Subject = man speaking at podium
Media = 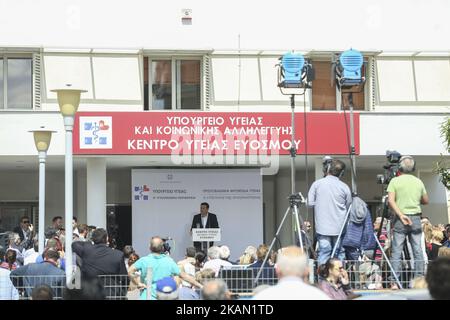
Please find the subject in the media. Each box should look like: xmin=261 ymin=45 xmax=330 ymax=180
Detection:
xmin=190 ymin=202 xmax=219 ymax=252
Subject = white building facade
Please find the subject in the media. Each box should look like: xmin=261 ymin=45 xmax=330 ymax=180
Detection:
xmin=0 ymin=0 xmax=449 ymax=249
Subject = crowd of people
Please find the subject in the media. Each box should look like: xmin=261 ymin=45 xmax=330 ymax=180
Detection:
xmin=1 ymin=156 xmax=450 ymax=300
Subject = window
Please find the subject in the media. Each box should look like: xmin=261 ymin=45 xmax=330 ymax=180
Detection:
xmin=377 ymin=58 xmax=450 ymax=103
xmin=311 ymin=61 xmax=336 ymax=110
xmin=0 ymin=56 xmax=32 ymax=109
xmin=311 ymin=60 xmax=365 ymax=111
xmin=144 ymin=57 xmax=201 ymax=110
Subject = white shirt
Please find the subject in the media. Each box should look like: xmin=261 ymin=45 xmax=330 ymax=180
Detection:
xmin=23 ymin=249 xmax=39 ymax=265
xmin=201 ymin=214 xmax=208 ymax=228
xmin=203 ymin=259 xmax=232 ymax=277
xmin=253 ymin=276 xmax=330 ymax=300
xmin=0 ymin=268 xmax=19 ymax=300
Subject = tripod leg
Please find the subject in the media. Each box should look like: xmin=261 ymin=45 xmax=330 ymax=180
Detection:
xmin=254 ymin=206 xmax=291 ymax=284
xmin=292 ymin=205 xmax=304 ymax=251
xmin=373 ymin=233 xmax=403 ymax=289
xmin=331 ymin=203 xmax=352 ymax=258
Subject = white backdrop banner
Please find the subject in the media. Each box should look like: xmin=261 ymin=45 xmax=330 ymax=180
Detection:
xmin=131 ymin=168 xmax=263 ymax=261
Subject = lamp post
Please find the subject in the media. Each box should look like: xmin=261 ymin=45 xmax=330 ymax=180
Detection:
xmin=29 ymin=128 xmax=55 ymax=254
xmin=51 ymin=86 xmax=86 ymax=285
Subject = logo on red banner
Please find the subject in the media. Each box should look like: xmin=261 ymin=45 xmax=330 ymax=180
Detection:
xmin=79 ymin=116 xmax=112 ymax=149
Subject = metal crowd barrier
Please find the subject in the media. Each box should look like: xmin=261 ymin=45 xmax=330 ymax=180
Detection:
xmin=218 ymin=266 xmax=278 ymax=294
xmin=341 ymin=259 xmax=429 ymax=290
xmin=0 ymin=259 xmax=431 ymax=300
xmin=217 ymin=259 xmax=430 ymax=294
xmin=5 ymin=275 xmax=66 ymax=300
xmin=98 ymin=274 xmax=130 ymax=300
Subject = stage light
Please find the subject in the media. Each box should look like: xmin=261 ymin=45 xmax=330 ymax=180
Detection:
xmin=334 ymin=48 xmax=365 ymax=91
xmin=278 ymin=52 xmax=314 ymax=90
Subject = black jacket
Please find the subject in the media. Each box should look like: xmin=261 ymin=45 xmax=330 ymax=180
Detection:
xmin=72 ymin=241 xmax=128 ymax=298
xmin=190 ymin=213 xmax=219 ymax=251
xmin=13 ymin=226 xmax=32 ymax=250
xmin=13 ymin=226 xmax=26 ymax=241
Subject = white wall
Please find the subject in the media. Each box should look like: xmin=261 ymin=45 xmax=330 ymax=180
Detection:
xmin=0 ymin=113 xmax=65 ymax=156
xmin=419 ymin=171 xmax=448 ymax=225
xmin=1 ymin=0 xmax=449 ymax=51
xmin=210 ymin=56 xmax=311 ymax=112
xmin=360 ymin=114 xmax=449 ymax=156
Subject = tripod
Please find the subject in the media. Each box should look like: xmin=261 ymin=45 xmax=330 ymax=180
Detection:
xmin=255 ymin=94 xmax=309 ymax=284
xmin=330 ymin=91 xmax=402 ymax=289
xmin=330 ymin=91 xmax=358 ymax=259
xmin=372 ymin=190 xmax=403 ymax=289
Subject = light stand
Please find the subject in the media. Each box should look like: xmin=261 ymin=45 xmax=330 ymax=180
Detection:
xmin=51 ymin=86 xmax=86 ymax=286
xmin=329 ymin=48 xmax=365 ymax=258
xmin=330 ymin=49 xmax=402 ymax=288
xmin=254 ymin=52 xmax=313 ymax=284
xmin=29 ymin=128 xmax=56 ymax=254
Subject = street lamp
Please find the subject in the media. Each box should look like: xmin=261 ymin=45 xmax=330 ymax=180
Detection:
xmin=29 ymin=127 xmax=56 ymax=254
xmin=51 ymin=86 xmax=86 ymax=285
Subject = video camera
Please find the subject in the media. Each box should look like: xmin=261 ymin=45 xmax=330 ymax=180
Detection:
xmin=377 ymin=150 xmax=402 ymax=185
xmin=161 ymin=237 xmax=172 ymax=254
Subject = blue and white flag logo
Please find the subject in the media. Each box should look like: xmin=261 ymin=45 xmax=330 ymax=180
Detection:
xmin=134 ymin=185 xmax=150 ymax=201
xmin=79 ymin=116 xmax=112 ymax=149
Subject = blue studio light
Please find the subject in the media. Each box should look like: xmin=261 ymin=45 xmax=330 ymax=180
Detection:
xmin=338 ymin=48 xmax=364 ymax=85
xmin=281 ymin=52 xmax=305 ymax=87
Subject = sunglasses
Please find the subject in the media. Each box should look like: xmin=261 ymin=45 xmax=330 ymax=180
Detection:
xmin=22 ymin=220 xmax=30 ymax=224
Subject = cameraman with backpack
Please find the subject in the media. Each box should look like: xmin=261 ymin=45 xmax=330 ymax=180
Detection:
xmin=387 ymin=155 xmax=429 ymax=288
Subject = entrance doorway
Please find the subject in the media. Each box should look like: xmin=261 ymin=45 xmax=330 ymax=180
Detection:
xmin=106 ymin=204 xmax=131 ymax=250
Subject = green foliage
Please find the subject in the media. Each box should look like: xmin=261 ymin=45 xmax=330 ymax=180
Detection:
xmin=434 ymin=117 xmax=450 ymax=190
xmin=434 ymin=159 xmax=450 ymax=189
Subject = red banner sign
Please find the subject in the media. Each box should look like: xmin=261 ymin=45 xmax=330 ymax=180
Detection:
xmin=73 ymin=112 xmax=359 ymax=155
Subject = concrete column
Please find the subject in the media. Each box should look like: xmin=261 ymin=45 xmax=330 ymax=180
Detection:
xmin=87 ymin=158 xmax=106 ymax=228
xmin=74 ymin=168 xmax=87 ymax=225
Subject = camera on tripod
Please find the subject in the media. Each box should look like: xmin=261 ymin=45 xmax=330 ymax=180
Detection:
xmin=376 ymin=150 xmax=402 ymax=185
xmin=161 ymin=237 xmax=171 ymax=254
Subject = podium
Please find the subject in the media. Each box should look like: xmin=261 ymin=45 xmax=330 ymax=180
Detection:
xmin=192 ymin=228 xmax=221 ymax=252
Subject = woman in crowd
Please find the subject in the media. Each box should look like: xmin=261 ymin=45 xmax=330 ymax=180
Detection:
xmin=238 ymin=246 xmax=257 ymax=265
xmin=318 ymin=258 xmax=355 ymax=300
xmin=194 ymin=251 xmax=207 ymax=273
xmin=126 ymin=252 xmax=140 ymax=300
xmin=428 ymin=228 xmax=444 ymax=260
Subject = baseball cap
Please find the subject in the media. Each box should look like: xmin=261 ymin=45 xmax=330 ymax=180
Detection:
xmin=156 ymin=277 xmax=177 ymax=294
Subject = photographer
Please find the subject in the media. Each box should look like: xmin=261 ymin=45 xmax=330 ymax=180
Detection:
xmin=387 ymin=155 xmax=429 ymax=287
